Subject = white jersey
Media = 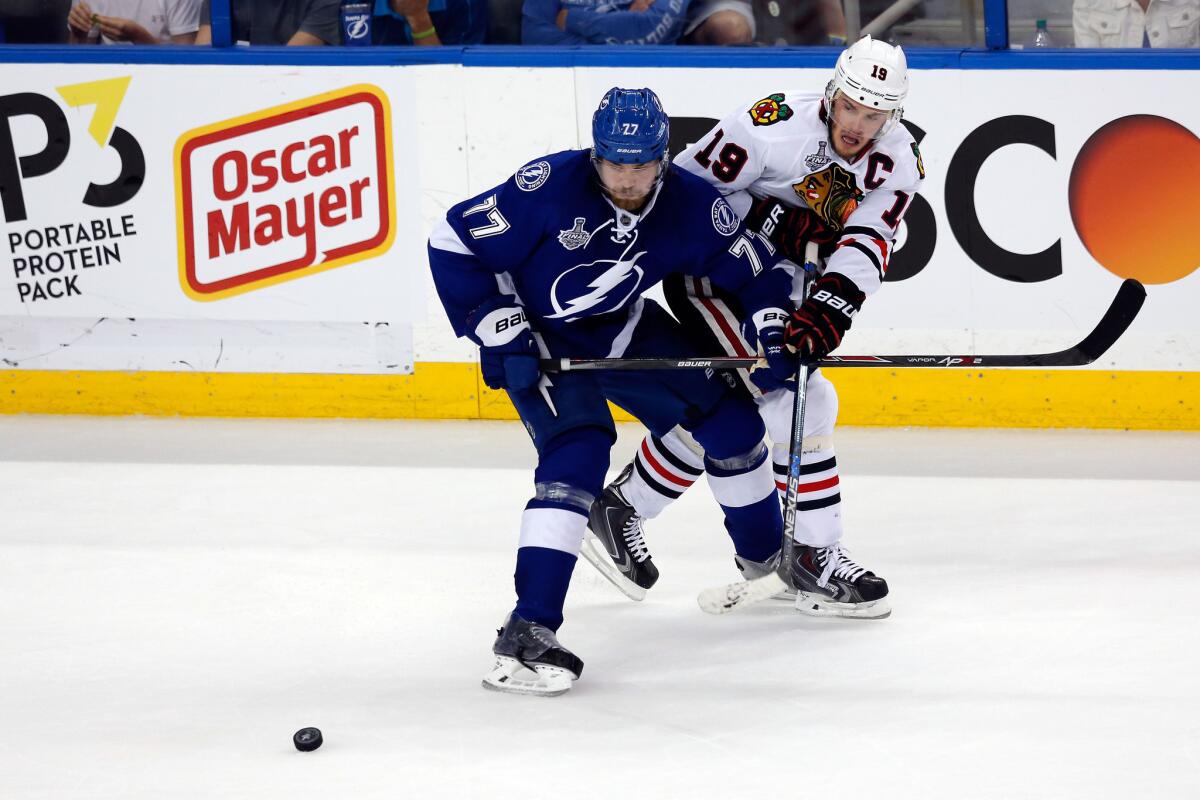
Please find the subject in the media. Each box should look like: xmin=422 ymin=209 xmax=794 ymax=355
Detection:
xmin=82 ymin=0 xmax=201 ymax=43
xmin=675 ymin=91 xmax=925 ymax=297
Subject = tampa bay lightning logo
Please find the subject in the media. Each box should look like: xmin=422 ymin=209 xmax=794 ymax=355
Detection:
xmin=711 ymin=197 xmax=739 ymax=236
xmin=548 ymin=249 xmax=646 ymax=321
xmin=515 ymin=161 xmax=551 ymax=192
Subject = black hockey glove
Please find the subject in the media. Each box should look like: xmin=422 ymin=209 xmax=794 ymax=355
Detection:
xmin=746 ymin=308 xmax=799 ymax=394
xmin=783 ymin=273 xmax=866 ymax=361
xmin=467 ymin=297 xmax=540 ymax=391
xmin=744 ymin=196 xmax=837 ymax=264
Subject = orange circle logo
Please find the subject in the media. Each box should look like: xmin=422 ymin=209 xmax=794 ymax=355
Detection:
xmin=1069 ymin=115 xmax=1200 ymax=285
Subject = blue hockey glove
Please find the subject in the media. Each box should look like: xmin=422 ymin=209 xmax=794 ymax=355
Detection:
xmin=746 ymin=307 xmax=798 ymax=394
xmin=468 ymin=298 xmax=540 ymax=392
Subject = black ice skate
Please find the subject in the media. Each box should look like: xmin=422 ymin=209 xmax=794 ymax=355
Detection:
xmin=481 ymin=613 xmax=584 ymax=697
xmin=787 ymin=543 xmax=890 ymax=619
xmin=579 ymin=465 xmax=659 ymax=601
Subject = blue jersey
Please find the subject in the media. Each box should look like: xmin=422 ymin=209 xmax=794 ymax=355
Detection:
xmin=428 ymin=149 xmax=786 ymax=359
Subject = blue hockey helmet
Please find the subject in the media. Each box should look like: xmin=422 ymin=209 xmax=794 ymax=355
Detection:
xmin=591 ymin=87 xmax=670 ymax=166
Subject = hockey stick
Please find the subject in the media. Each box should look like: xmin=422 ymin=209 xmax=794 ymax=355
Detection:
xmin=692 ymin=278 xmax=1147 ymax=615
xmin=541 ymin=278 xmax=1146 ymax=373
xmin=695 ymin=269 xmax=815 ymax=614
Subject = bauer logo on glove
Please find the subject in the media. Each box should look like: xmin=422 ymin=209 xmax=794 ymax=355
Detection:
xmin=783 ymin=273 xmax=866 ymax=361
xmin=811 ymin=288 xmax=857 ymax=320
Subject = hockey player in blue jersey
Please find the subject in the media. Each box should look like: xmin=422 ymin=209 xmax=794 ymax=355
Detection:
xmin=427 ymin=87 xmax=798 ymax=696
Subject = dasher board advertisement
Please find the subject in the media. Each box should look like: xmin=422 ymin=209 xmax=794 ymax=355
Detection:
xmin=0 ymin=65 xmax=422 ymax=323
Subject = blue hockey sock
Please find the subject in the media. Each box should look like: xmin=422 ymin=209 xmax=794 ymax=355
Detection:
xmin=704 ymin=444 xmax=783 ymax=563
xmin=721 ymin=493 xmax=785 ymax=562
xmin=513 ymin=546 xmax=577 ymax=631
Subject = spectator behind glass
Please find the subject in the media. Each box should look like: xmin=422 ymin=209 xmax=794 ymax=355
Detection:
xmin=67 ymin=1 xmax=200 ymax=44
xmin=679 ymin=0 xmax=755 ymax=43
xmin=194 ymin=0 xmax=341 ymax=44
xmin=372 ymin=0 xmax=487 ymax=45
xmin=1074 ymin=0 xmax=1199 ymax=46
xmin=0 ymin=0 xmax=71 ymax=43
xmin=522 ymin=0 xmax=693 ymax=44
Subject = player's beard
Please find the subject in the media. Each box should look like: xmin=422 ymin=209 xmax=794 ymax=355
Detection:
xmin=609 ymin=177 xmax=657 ymax=211
xmin=608 ymin=185 xmax=650 ymax=209
xmin=599 ymin=167 xmax=660 ymax=212
xmin=830 ymin=120 xmax=867 ymax=159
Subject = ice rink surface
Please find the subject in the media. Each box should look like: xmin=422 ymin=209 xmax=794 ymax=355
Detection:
xmin=2 ymin=415 xmax=1198 ymax=800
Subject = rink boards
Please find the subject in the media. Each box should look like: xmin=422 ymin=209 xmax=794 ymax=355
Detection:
xmin=0 ymin=49 xmax=1197 ymax=428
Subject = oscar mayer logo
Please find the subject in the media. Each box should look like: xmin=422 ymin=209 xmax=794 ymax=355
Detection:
xmin=175 ymin=84 xmax=394 ymax=301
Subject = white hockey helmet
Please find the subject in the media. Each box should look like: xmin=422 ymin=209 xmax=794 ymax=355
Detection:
xmin=825 ymin=35 xmax=908 ymax=137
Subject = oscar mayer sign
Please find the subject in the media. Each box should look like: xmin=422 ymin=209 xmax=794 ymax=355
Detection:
xmin=175 ymin=85 xmax=395 ymax=301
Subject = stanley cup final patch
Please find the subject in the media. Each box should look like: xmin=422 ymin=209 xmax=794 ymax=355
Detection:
xmin=804 ymin=142 xmax=832 ymax=171
xmin=557 ymin=217 xmax=591 ymax=250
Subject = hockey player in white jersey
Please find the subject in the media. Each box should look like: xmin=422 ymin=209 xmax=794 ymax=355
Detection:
xmin=581 ymin=36 xmax=925 ymax=619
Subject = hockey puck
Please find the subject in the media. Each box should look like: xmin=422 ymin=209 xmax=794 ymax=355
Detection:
xmin=293 ymin=727 xmax=323 ymax=751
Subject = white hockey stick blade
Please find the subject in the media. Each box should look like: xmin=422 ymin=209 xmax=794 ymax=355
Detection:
xmin=481 ymin=656 xmax=576 ymax=697
xmin=697 ymin=572 xmax=789 ymax=615
xmin=578 ymin=533 xmax=646 ymax=601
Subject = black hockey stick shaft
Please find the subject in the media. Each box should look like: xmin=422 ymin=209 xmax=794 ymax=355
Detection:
xmin=777 ymin=266 xmax=816 ymax=592
xmin=542 ymin=279 xmax=1146 ymax=372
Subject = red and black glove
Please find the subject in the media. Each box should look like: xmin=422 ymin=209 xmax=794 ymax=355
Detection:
xmin=783 ymin=273 xmax=866 ymax=361
xmin=743 ymin=196 xmax=837 ymax=264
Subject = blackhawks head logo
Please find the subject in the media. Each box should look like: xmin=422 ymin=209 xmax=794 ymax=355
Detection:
xmin=792 ymin=164 xmax=864 ymax=230
xmin=748 ymin=93 xmax=794 ymax=127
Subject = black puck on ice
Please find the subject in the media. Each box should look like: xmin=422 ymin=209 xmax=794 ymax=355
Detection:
xmin=293 ymin=727 xmax=323 ymax=751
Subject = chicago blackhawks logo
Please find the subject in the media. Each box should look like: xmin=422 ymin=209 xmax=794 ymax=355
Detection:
xmin=748 ymin=93 xmax=794 ymax=127
xmin=792 ymin=164 xmax=864 ymax=230
xmin=911 ymin=142 xmax=926 ymax=180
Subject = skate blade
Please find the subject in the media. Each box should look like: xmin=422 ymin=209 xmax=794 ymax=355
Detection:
xmin=697 ymin=572 xmax=789 ymax=615
xmin=578 ymin=533 xmax=647 ymax=602
xmin=481 ymin=656 xmax=576 ymax=697
xmin=793 ymin=592 xmax=891 ymax=619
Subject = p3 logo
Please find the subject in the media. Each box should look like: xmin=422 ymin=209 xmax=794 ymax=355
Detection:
xmin=0 ymin=77 xmax=145 ymax=223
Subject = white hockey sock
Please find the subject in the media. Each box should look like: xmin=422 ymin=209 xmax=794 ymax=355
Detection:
xmin=773 ymin=442 xmax=844 ymax=548
xmin=706 ymin=445 xmax=775 ymax=508
xmin=622 ymin=429 xmax=704 ymax=519
xmin=519 ymin=507 xmax=587 ymax=556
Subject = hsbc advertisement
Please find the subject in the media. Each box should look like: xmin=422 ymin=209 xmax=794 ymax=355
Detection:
xmin=557 ymin=68 xmax=1199 ymax=369
xmin=0 ymin=65 xmax=421 ymax=322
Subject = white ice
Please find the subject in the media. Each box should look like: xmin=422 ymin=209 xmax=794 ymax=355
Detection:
xmin=1 ymin=415 xmax=1198 ymax=800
